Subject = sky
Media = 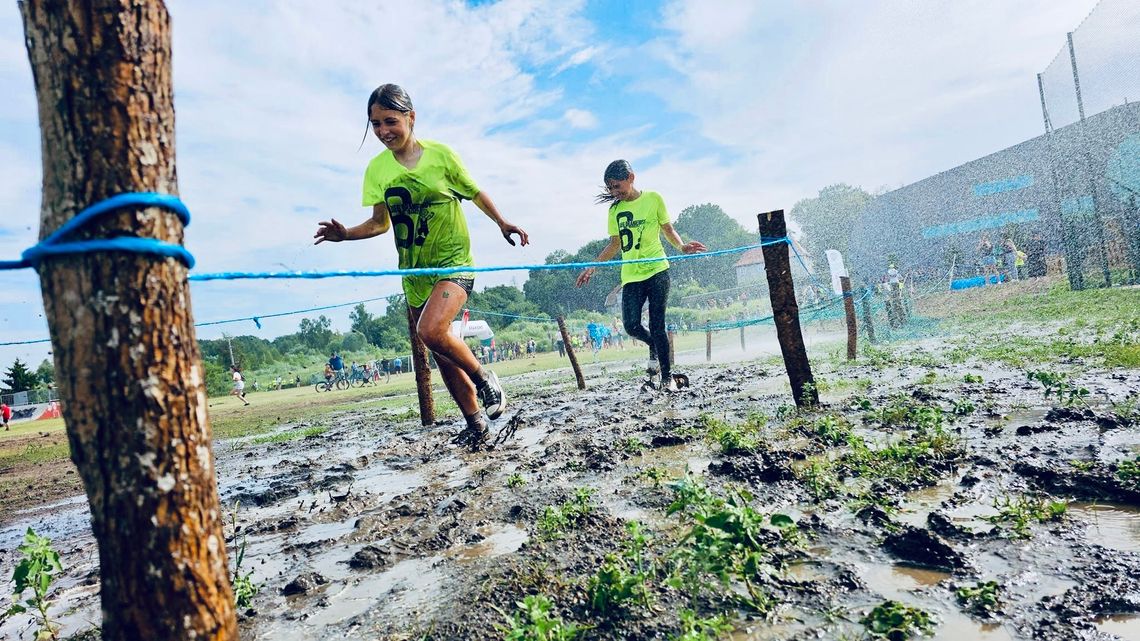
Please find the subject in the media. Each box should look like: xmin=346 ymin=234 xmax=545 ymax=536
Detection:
xmin=0 ymin=0 xmax=1104 ymax=370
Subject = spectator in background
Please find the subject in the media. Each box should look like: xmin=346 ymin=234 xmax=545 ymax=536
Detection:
xmin=329 ymin=352 xmax=345 ymax=378
xmin=2 ymin=402 xmax=11 ymax=430
xmin=393 ymin=356 xmax=402 ymax=374
xmin=1002 ymin=237 xmax=1019 ymax=282
xmin=1025 ymin=232 xmax=1047 ymax=278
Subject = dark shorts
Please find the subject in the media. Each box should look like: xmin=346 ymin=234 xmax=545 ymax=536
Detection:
xmin=441 ymin=277 xmax=474 ymax=296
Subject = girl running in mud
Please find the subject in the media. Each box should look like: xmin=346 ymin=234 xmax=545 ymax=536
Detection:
xmin=314 ymin=84 xmax=529 ymax=449
xmin=575 ymin=160 xmax=706 ymax=391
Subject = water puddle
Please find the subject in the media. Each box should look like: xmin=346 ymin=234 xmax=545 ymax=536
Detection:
xmin=1098 ymin=614 xmax=1140 ymax=640
xmin=455 ymin=523 xmax=528 ymax=561
xmin=0 ymin=494 xmax=89 ymax=551
xmin=1069 ymin=502 xmax=1140 ymax=552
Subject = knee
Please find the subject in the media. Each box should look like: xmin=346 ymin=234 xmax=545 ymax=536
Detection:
xmin=622 ymin=317 xmax=641 ymax=335
xmin=416 ymin=323 xmax=448 ymax=352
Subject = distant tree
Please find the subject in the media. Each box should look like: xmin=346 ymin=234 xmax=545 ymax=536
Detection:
xmin=349 ymin=304 xmax=382 ymax=346
xmin=789 ymin=184 xmax=872 ymax=267
xmin=2 ymin=358 xmax=40 ymax=393
xmin=672 ymin=203 xmax=756 ymax=290
xmin=525 ymin=241 xmax=620 ymax=317
xmin=341 ymin=331 xmax=368 ymax=352
xmin=471 ymin=285 xmax=546 ymax=329
xmin=298 ymin=315 xmax=335 ymax=351
xmin=36 ymin=358 xmax=55 ymax=387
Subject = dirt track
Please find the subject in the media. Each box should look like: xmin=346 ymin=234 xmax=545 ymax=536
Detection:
xmin=3 ymin=343 xmax=1140 ymax=640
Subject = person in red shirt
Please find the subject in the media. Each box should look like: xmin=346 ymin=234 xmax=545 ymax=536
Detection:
xmin=2 ymin=403 xmax=12 ymax=430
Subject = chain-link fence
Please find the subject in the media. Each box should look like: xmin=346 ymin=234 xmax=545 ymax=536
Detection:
xmin=1 ymin=388 xmax=60 ymax=408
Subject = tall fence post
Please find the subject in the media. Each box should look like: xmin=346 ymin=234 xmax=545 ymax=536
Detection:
xmin=758 ymin=210 xmax=819 ymax=407
xmin=557 ymin=316 xmax=586 ymax=390
xmin=18 ymin=2 xmax=238 ymax=637
xmin=407 ymin=306 xmax=435 ymax=425
xmin=739 ymin=325 xmax=746 ymax=352
xmin=861 ymin=287 xmax=877 ymax=344
xmin=705 ymin=321 xmax=712 ymax=362
xmin=668 ymin=326 xmax=676 ymax=365
xmin=841 ymin=276 xmax=857 ymax=361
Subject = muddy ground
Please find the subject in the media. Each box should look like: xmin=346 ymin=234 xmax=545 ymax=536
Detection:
xmin=3 ymin=337 xmax=1140 ymax=640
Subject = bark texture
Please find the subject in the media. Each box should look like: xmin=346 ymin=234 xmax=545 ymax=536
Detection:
xmin=19 ymin=1 xmax=237 ymax=639
xmin=407 ymin=305 xmax=435 ymax=425
xmin=557 ymin=316 xmax=586 ymax=390
xmin=757 ymin=210 xmax=818 ymax=408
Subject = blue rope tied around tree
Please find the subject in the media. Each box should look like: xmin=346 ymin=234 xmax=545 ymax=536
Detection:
xmin=0 ymin=192 xmax=194 ymax=271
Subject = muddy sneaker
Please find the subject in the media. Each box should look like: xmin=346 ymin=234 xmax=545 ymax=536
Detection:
xmin=477 ymin=371 xmax=506 ymax=420
xmin=646 ymin=358 xmax=660 ymax=375
xmin=663 ymin=377 xmax=679 ymax=393
xmin=451 ymin=423 xmax=490 ymax=451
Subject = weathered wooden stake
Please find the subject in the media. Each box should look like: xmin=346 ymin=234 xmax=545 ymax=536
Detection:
xmin=19 ymin=2 xmax=237 ymax=638
xmin=739 ymin=325 xmax=746 ymax=351
xmin=758 ymin=210 xmax=819 ymax=407
xmin=860 ymin=287 xmax=877 ymax=344
xmin=841 ymin=276 xmax=857 ymax=361
xmin=668 ymin=327 xmax=676 ymax=365
xmin=557 ymin=316 xmax=586 ymax=390
xmin=406 ymin=305 xmax=435 ymax=425
xmin=705 ymin=321 xmax=712 ymax=361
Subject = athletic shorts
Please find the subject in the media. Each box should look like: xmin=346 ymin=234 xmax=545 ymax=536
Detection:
xmin=442 ymin=277 xmax=474 ymax=296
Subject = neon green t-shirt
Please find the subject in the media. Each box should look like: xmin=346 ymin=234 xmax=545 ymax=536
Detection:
xmin=607 ymin=191 xmax=670 ymax=285
xmin=362 ymin=140 xmax=479 ymax=307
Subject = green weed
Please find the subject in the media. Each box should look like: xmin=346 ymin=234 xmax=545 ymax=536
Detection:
xmin=1026 ymin=370 xmax=1090 ymax=407
xmin=2 ymin=528 xmax=62 ymax=640
xmin=962 ymin=374 xmax=984 ymax=384
xmin=673 ymin=609 xmax=733 ymax=641
xmin=956 ymin=580 xmax=1001 ymax=617
xmin=227 ymin=503 xmax=260 ymax=610
xmin=507 ymin=473 xmax=527 ymax=488
xmin=983 ymin=494 xmax=1067 ymax=539
xmin=586 ymin=553 xmax=650 ymax=616
xmin=861 ymin=600 xmax=935 ymax=639
xmin=618 ymin=437 xmax=646 ymax=456
xmin=495 ymin=594 xmax=585 ymax=641
xmin=798 ymin=460 xmax=840 ymax=501
xmin=1115 ymin=457 xmax=1140 ymax=484
xmin=952 ymin=399 xmax=976 ymax=416
xmin=635 ymin=466 xmax=669 ymax=487
xmin=537 ymin=488 xmax=595 ymax=540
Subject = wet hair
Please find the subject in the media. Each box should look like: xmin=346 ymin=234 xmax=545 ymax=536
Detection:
xmin=360 ymin=84 xmax=414 ymax=149
xmin=595 ymin=160 xmax=633 ymax=204
xmin=368 ymin=83 xmax=414 ymax=114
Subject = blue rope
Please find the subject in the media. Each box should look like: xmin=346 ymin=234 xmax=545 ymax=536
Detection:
xmin=0 ymin=192 xmax=194 ymax=271
xmin=195 ymin=293 xmax=403 ymax=330
xmin=187 ymin=238 xmax=789 ymax=282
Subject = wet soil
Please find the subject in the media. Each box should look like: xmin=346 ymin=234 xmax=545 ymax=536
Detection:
xmin=3 ymin=348 xmax=1140 ymax=640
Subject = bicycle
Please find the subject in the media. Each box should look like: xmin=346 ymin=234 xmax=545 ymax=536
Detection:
xmin=314 ymin=371 xmax=350 ymax=392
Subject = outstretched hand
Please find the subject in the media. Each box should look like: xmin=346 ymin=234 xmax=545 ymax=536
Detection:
xmin=575 ymin=267 xmax=595 ymax=288
xmin=500 ymin=222 xmax=529 ymax=247
xmin=314 ymin=219 xmax=348 ymax=244
xmin=681 ymin=240 xmax=707 ymax=254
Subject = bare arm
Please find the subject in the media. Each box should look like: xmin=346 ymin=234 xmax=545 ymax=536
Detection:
xmin=661 ymin=222 xmax=707 ymax=254
xmin=313 ymin=204 xmax=391 ymax=244
xmin=473 ymin=191 xmax=529 ymax=246
xmin=575 ymin=236 xmax=621 ymax=288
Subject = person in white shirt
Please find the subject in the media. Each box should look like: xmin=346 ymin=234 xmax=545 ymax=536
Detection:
xmin=231 ymin=366 xmax=250 ymax=406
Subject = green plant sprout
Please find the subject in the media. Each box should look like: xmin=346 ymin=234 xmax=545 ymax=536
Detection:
xmin=227 ymin=502 xmax=260 ymax=610
xmin=983 ymin=494 xmax=1067 ymax=539
xmin=2 ymin=528 xmax=63 ymax=640
xmin=495 ymin=594 xmax=585 ymax=641
xmin=955 ymin=580 xmax=1001 ymax=616
xmin=507 ymin=472 xmax=527 ymax=488
xmin=1026 ymin=370 xmax=1090 ymax=407
xmin=860 ymin=600 xmax=935 ymax=639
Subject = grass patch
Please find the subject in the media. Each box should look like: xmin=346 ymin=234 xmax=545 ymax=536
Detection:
xmin=247 ymin=425 xmax=328 ymax=446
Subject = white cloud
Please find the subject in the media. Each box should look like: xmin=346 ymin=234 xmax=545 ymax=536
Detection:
xmin=563 ymin=108 xmax=598 ymax=129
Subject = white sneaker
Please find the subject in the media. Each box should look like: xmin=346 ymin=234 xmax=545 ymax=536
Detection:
xmin=477 ymin=371 xmax=506 ymax=420
xmin=664 ymin=378 xmax=679 ymax=393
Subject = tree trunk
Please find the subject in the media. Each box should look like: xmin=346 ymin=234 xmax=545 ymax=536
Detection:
xmin=19 ymin=2 xmax=237 ymax=639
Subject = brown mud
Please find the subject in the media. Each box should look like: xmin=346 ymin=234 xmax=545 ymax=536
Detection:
xmin=2 ymin=345 xmax=1140 ymax=640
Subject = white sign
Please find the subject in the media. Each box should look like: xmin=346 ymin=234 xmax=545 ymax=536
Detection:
xmin=825 ymin=250 xmax=848 ymax=296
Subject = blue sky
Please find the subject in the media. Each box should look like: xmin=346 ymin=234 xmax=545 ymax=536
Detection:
xmin=0 ymin=0 xmax=1108 ymax=369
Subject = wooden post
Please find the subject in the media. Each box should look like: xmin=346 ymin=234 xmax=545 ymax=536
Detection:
xmin=406 ymin=305 xmax=435 ymax=425
xmin=861 ymin=287 xmax=877 ymax=344
xmin=889 ymin=285 xmax=904 ymax=328
xmin=739 ymin=325 xmax=746 ymax=351
xmin=557 ymin=316 xmax=586 ymax=390
xmin=19 ymin=2 xmax=237 ymax=639
xmin=841 ymin=276 xmax=857 ymax=361
xmin=705 ymin=321 xmax=712 ymax=362
xmin=758 ymin=210 xmax=819 ymax=407
xmin=668 ymin=327 xmax=676 ymax=365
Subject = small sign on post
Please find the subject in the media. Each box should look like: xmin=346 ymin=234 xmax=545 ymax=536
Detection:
xmin=758 ymin=210 xmax=819 ymax=408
